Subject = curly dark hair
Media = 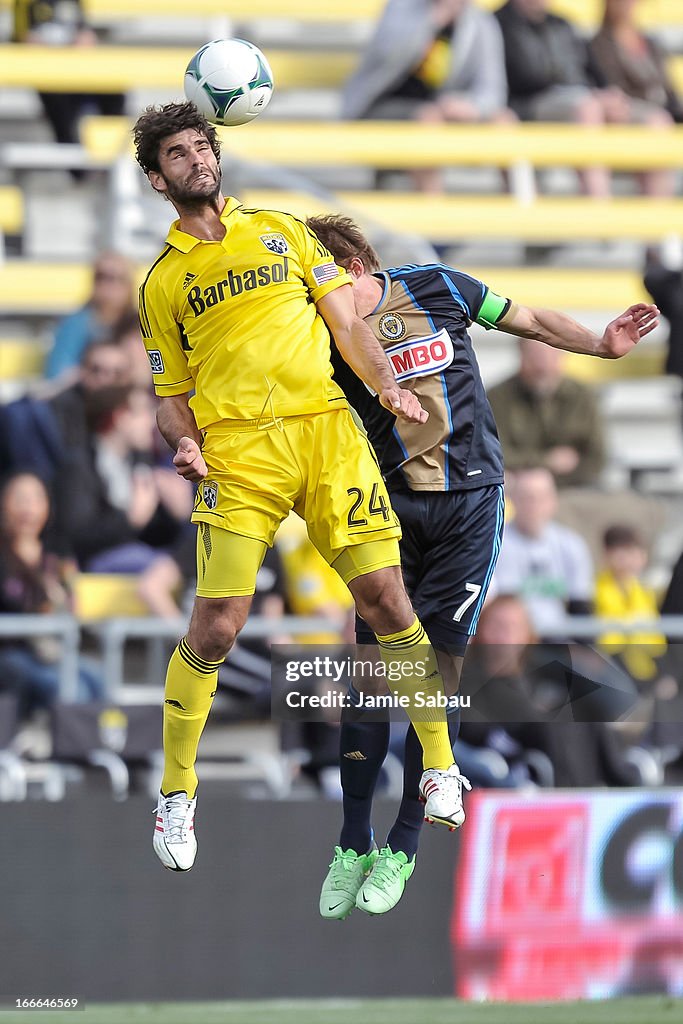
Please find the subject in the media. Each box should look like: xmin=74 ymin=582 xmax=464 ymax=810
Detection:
xmin=132 ymin=101 xmax=221 ymax=175
xmin=306 ymin=215 xmax=380 ymax=273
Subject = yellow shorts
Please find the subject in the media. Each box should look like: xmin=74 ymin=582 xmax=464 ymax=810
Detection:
xmin=192 ymin=408 xmax=402 ymax=595
xmin=196 ymin=525 xmax=400 ymax=598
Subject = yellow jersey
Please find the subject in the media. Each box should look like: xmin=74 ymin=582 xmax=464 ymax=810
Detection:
xmin=139 ymin=197 xmax=352 ymax=427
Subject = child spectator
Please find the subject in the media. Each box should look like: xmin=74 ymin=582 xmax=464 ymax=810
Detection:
xmin=595 ymin=524 xmax=669 ymax=688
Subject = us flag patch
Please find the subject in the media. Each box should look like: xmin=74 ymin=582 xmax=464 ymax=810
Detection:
xmin=312 ymin=262 xmax=339 ymax=286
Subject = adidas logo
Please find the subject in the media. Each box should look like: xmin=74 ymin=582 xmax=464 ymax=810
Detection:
xmin=343 ymin=750 xmax=367 ymax=760
xmin=182 ymin=272 xmax=197 ymax=290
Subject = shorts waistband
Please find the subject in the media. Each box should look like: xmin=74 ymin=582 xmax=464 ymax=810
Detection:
xmin=203 ymin=410 xmax=340 ymax=434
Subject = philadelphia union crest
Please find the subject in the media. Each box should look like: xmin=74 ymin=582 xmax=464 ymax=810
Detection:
xmin=260 ymin=233 xmax=289 ymax=255
xmin=379 ymin=312 xmax=406 ymax=341
xmin=202 ymin=480 xmax=218 ymax=510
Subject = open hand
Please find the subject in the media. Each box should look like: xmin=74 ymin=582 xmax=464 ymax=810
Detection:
xmin=601 ymin=303 xmax=659 ymax=358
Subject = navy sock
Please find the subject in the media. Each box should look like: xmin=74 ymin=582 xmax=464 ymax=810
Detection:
xmin=386 ymin=709 xmax=461 ymax=859
xmin=338 ymin=714 xmax=390 ymax=855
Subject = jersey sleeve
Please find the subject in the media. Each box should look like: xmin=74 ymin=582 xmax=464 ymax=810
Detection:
xmin=439 ymin=267 xmax=511 ymax=330
xmin=287 ymin=217 xmax=352 ymax=302
xmin=138 ymin=266 xmax=193 ymax=396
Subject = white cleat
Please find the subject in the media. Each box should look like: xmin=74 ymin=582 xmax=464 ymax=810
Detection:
xmin=419 ymin=763 xmax=472 ymax=831
xmin=153 ymin=791 xmax=197 ymax=871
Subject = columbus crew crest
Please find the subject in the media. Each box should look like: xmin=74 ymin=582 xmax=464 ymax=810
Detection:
xmin=202 ymin=480 xmax=218 ymax=510
xmin=378 ymin=312 xmax=406 ymax=341
xmin=260 ymin=233 xmax=289 ymax=255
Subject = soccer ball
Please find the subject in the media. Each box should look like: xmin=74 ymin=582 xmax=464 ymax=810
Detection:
xmin=184 ymin=38 xmax=274 ymax=127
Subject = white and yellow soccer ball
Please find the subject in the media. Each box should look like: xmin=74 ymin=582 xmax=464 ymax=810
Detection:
xmin=184 ymin=38 xmax=274 ymax=126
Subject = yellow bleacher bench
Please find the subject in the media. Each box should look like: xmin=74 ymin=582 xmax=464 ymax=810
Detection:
xmin=241 ymin=191 xmax=683 ymax=245
xmin=0 ymin=45 xmax=354 ymax=93
xmin=0 ymin=186 xmax=24 ymax=235
xmin=0 ymin=0 xmax=677 ymax=30
xmin=80 ymin=116 xmax=683 ymax=172
xmin=0 ymin=338 xmax=46 ymax=380
xmin=0 ymin=260 xmax=652 ymax=315
xmin=72 ymin=573 xmax=149 ymax=621
xmin=0 ymin=44 xmax=680 ymax=97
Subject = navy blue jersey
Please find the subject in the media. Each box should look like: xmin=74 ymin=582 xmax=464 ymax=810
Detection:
xmin=331 ymin=263 xmax=509 ymax=492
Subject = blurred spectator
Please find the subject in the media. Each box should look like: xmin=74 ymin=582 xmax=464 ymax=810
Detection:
xmin=49 ymin=338 xmax=130 ymax=453
xmin=457 ymin=594 xmax=545 ymax=787
xmin=45 ymin=252 xmax=136 ymax=380
xmin=643 ymin=240 xmax=683 ymax=378
xmin=0 ymin=471 xmax=103 ymax=714
xmin=52 ymin=386 xmax=192 ymax=616
xmin=342 ymin=0 xmax=512 ymax=193
xmin=490 ymin=466 xmax=594 ymax=637
xmin=0 ymin=338 xmax=130 ymax=482
xmin=590 ymin=0 xmax=682 ymax=121
xmin=595 ymin=524 xmax=669 ymax=689
xmin=111 ymin=312 xmax=157 ymax=391
xmin=460 ymin=594 xmax=641 ymax=786
xmin=588 ymin=0 xmax=680 ymax=196
xmin=495 ymin=0 xmax=665 ymax=196
xmin=12 ymin=0 xmax=125 ymax=166
xmin=487 ymin=338 xmax=605 ymax=487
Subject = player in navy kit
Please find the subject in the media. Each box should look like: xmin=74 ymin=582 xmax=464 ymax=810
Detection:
xmin=310 ymin=214 xmax=659 ymax=918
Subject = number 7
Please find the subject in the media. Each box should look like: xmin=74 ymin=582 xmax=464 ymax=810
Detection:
xmin=453 ymin=582 xmax=482 ymax=622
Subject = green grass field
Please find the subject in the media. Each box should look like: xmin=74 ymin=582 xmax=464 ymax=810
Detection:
xmin=1 ymin=997 xmax=682 ymax=1024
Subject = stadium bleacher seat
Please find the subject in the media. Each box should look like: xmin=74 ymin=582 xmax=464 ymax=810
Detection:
xmin=0 ymin=0 xmax=677 ymax=31
xmin=72 ymin=574 xmax=149 ymax=621
xmin=0 ymin=47 xmax=680 ymax=102
xmin=0 ymin=260 xmax=654 ymax=315
xmin=0 ymin=339 xmax=46 ymax=380
xmin=0 ymin=185 xmax=23 ymax=235
xmin=238 ymin=190 xmax=683 ymax=244
xmin=79 ymin=117 xmax=683 ymax=172
xmin=0 ymin=46 xmax=354 ymax=93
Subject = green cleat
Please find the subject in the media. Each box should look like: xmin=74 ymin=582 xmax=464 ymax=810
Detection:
xmin=319 ymin=845 xmax=379 ymax=920
xmin=355 ymin=846 xmax=416 ymax=916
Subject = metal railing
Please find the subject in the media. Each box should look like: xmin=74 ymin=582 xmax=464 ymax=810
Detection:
xmin=0 ymin=614 xmax=81 ymax=701
xmin=4 ymin=611 xmax=683 ymax=701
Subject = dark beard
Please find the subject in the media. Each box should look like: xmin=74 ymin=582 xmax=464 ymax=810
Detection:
xmin=163 ymin=173 xmax=222 ymax=210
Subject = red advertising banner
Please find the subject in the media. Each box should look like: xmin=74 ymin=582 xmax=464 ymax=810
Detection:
xmin=452 ymin=790 xmax=683 ymax=1000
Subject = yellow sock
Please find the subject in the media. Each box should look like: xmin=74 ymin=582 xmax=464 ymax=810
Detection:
xmin=161 ymin=637 xmax=222 ymax=799
xmin=376 ymin=616 xmax=454 ymax=771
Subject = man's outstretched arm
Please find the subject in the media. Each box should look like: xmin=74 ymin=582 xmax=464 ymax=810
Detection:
xmin=498 ymin=301 xmax=659 ymax=359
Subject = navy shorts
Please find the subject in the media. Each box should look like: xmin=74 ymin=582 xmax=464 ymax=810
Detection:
xmin=356 ymin=484 xmax=505 ymax=655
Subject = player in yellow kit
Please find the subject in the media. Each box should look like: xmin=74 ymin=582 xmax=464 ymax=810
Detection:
xmin=133 ymin=102 xmax=470 ymax=872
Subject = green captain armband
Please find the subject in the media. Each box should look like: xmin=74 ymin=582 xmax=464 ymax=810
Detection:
xmin=475 ymin=289 xmax=510 ymax=330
